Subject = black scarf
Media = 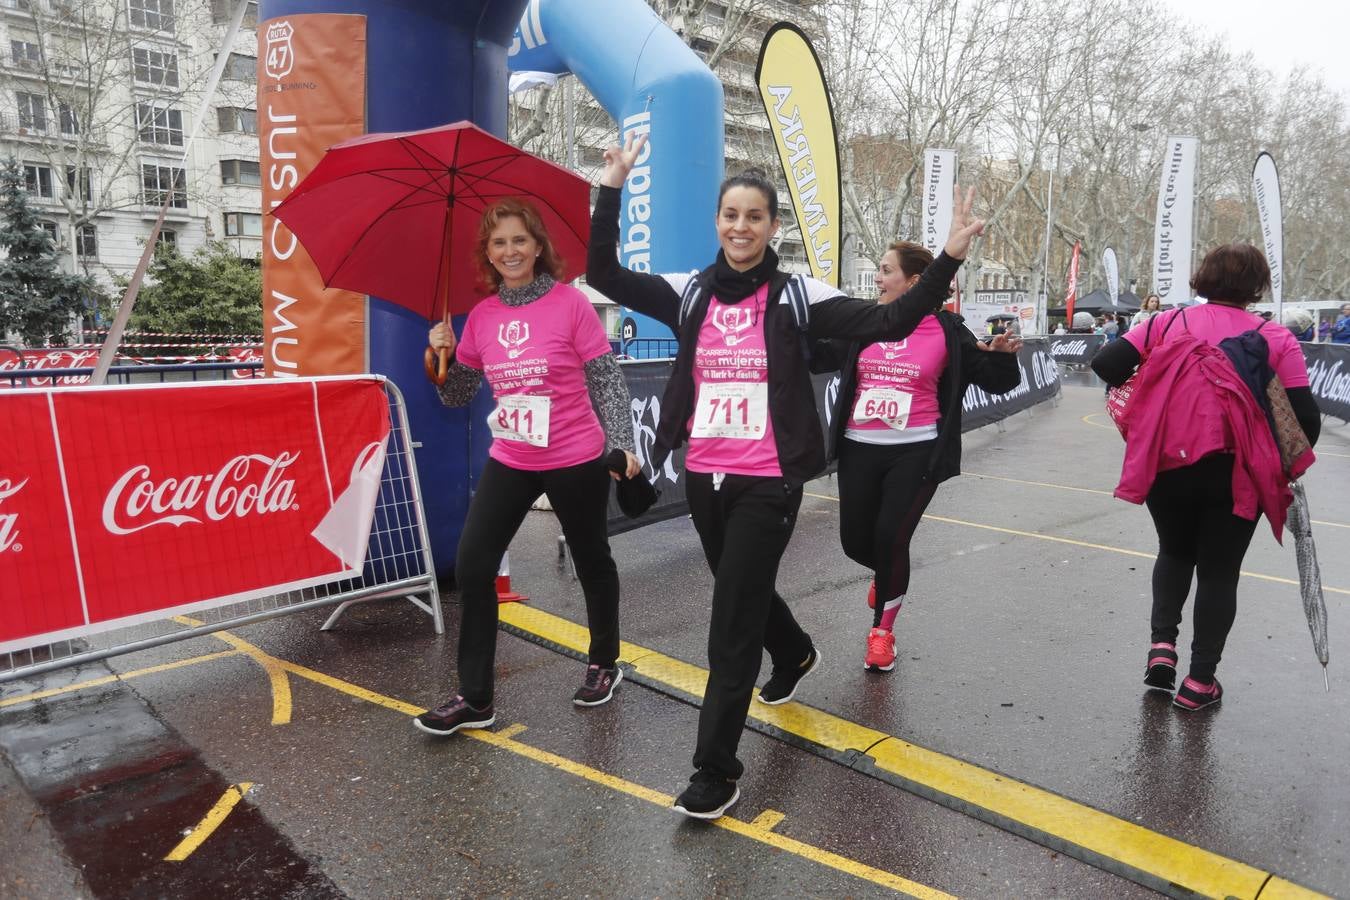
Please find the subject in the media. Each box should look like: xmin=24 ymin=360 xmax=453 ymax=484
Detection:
xmin=705 ymin=246 xmax=780 ymax=303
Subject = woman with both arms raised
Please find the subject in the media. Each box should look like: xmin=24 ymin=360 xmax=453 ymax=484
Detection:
xmin=588 ymin=132 xmax=986 ymax=820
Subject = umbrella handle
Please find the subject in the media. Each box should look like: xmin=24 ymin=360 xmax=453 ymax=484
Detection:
xmin=424 ymin=345 xmax=451 ymax=386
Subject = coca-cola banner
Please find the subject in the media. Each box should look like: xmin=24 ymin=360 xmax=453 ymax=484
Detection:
xmin=1303 ymin=342 xmax=1350 ymax=423
xmin=0 ymin=377 xmax=390 ymax=653
xmin=0 ymin=347 xmax=264 ymax=388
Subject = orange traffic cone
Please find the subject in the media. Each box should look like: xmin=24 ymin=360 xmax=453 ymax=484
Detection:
xmin=496 ymin=551 xmax=528 ymax=604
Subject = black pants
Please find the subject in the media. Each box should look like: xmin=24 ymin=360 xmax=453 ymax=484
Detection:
xmin=686 ymin=472 xmax=812 ymax=780
xmin=837 ymin=438 xmax=939 ymax=626
xmin=1144 ymin=454 xmax=1258 ymax=682
xmin=455 ymin=455 xmax=620 ymax=707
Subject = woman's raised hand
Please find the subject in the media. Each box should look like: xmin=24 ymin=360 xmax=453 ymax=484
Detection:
xmin=985 ymin=332 xmax=1023 ymax=354
xmin=943 ymin=184 xmax=986 ymax=261
xmin=428 ymin=320 xmax=456 ymax=355
xmin=600 ymin=132 xmax=649 ymax=189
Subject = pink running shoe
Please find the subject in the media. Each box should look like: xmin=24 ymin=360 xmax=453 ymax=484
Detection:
xmin=866 ymin=580 xmax=877 ymax=610
xmin=1145 ymin=642 xmax=1178 ymax=691
xmin=1173 ymin=676 xmax=1223 ymax=711
xmin=864 ymin=627 xmax=896 ymax=672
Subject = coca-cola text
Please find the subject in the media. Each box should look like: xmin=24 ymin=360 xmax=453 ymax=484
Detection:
xmin=0 ymin=477 xmax=25 ymax=553
xmin=102 ymin=453 xmax=301 ymax=535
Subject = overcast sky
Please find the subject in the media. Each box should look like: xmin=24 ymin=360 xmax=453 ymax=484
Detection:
xmin=1162 ymin=0 xmax=1350 ymax=102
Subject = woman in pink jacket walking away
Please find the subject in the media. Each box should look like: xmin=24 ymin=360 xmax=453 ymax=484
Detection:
xmin=1091 ymin=244 xmax=1321 ymax=710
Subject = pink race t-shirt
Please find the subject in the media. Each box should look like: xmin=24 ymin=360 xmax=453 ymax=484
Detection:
xmin=685 ymin=285 xmax=783 ymax=477
xmin=845 ymin=315 xmax=948 ymax=445
xmin=456 ymin=282 xmax=612 ymax=471
xmin=1124 ymin=304 xmax=1309 ymax=388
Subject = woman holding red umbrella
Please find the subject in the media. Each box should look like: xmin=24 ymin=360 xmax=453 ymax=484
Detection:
xmin=413 ymin=197 xmax=640 ymax=737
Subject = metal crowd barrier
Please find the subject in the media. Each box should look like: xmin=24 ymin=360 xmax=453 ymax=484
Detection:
xmin=1 ymin=373 xmax=441 ymax=683
xmin=610 ymin=337 xmax=679 ymax=360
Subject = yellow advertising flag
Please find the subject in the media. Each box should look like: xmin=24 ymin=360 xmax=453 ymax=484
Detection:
xmin=756 ymin=23 xmax=841 ymax=288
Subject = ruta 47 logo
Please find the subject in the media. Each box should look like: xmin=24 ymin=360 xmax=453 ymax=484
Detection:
xmin=0 ymin=477 xmax=26 ymax=553
xmin=264 ymin=20 xmax=295 ymax=80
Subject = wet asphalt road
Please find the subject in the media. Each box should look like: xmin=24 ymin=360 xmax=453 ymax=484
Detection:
xmin=2 ymin=384 xmax=1347 ymax=898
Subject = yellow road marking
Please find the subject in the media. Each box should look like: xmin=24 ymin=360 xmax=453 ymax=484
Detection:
xmin=474 ymin=725 xmax=951 ymax=900
xmin=0 ymin=650 xmax=240 ymax=709
xmin=3 ymin=619 xmax=1327 ymax=898
xmin=967 ymin=471 xmax=1113 ymax=497
xmin=172 ymin=629 xmax=948 ymax=898
xmin=750 ymin=810 xmax=786 ymax=831
xmin=498 ymin=604 xmax=1326 ymax=900
xmin=1081 ymin=412 xmax=1114 ymax=430
xmin=164 ymin=782 xmax=253 ymax=861
xmin=965 ymin=470 xmax=1350 ymax=530
xmin=802 ymin=491 xmax=1350 ymax=597
xmin=1261 ymin=877 xmax=1338 ymax=899
xmin=175 ymin=617 xmax=291 ymax=725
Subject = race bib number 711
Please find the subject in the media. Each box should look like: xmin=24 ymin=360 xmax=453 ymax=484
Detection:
xmin=691 ymin=382 xmax=769 ymax=440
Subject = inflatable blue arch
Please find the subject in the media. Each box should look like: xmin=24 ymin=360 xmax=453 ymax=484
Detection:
xmin=258 ymin=0 xmax=725 ymax=575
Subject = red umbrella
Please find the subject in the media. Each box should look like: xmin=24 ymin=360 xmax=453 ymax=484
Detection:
xmin=270 ymin=121 xmax=592 ymax=381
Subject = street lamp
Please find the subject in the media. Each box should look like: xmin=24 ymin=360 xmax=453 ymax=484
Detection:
xmin=1037 ymin=143 xmax=1060 ymax=335
xmin=1125 ymin=122 xmax=1153 ymax=294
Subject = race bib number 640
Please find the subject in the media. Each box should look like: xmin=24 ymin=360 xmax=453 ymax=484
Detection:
xmin=852 ymin=387 xmax=912 ymax=430
xmin=691 ymin=382 xmax=768 ymax=440
xmin=488 ymin=395 xmax=551 ymax=447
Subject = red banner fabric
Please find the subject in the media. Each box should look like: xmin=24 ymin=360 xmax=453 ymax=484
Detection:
xmin=259 ymin=14 xmax=369 ymax=378
xmin=1065 ymin=240 xmax=1082 ymax=324
xmin=0 ymin=377 xmax=390 ymax=652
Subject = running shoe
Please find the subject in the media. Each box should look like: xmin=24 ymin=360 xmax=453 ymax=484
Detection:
xmin=866 ymin=580 xmax=877 ymax=610
xmin=573 ymin=665 xmax=623 ymax=707
xmin=672 ymin=771 xmax=740 ymax=820
xmin=864 ymin=627 xmax=896 ymax=672
xmin=413 ymin=696 xmax=495 ymax=735
xmin=1144 ymin=642 xmax=1178 ymax=691
xmin=757 ymin=647 xmax=821 ymax=705
xmin=1173 ymin=677 xmax=1223 ymax=711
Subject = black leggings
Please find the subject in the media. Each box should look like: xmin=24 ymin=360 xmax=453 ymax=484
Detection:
xmin=454 ymin=455 xmax=620 ymax=707
xmin=685 ymin=472 xmax=812 ymax=781
xmin=837 ymin=438 xmax=939 ymax=627
xmin=1144 ymin=454 xmax=1258 ymax=682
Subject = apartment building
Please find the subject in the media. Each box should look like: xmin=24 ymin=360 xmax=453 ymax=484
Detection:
xmin=0 ymin=0 xmax=261 ymax=290
xmin=0 ymin=0 xmax=825 ymax=304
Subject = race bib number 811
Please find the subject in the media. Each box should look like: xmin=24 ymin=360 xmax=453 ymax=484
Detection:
xmin=488 ymin=395 xmax=551 ymax=447
xmin=691 ymin=382 xmax=769 ymax=440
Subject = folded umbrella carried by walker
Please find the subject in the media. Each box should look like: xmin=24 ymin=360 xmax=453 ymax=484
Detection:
xmin=271 ymin=120 xmax=592 ymax=384
xmin=1287 ymin=480 xmax=1330 ymax=690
